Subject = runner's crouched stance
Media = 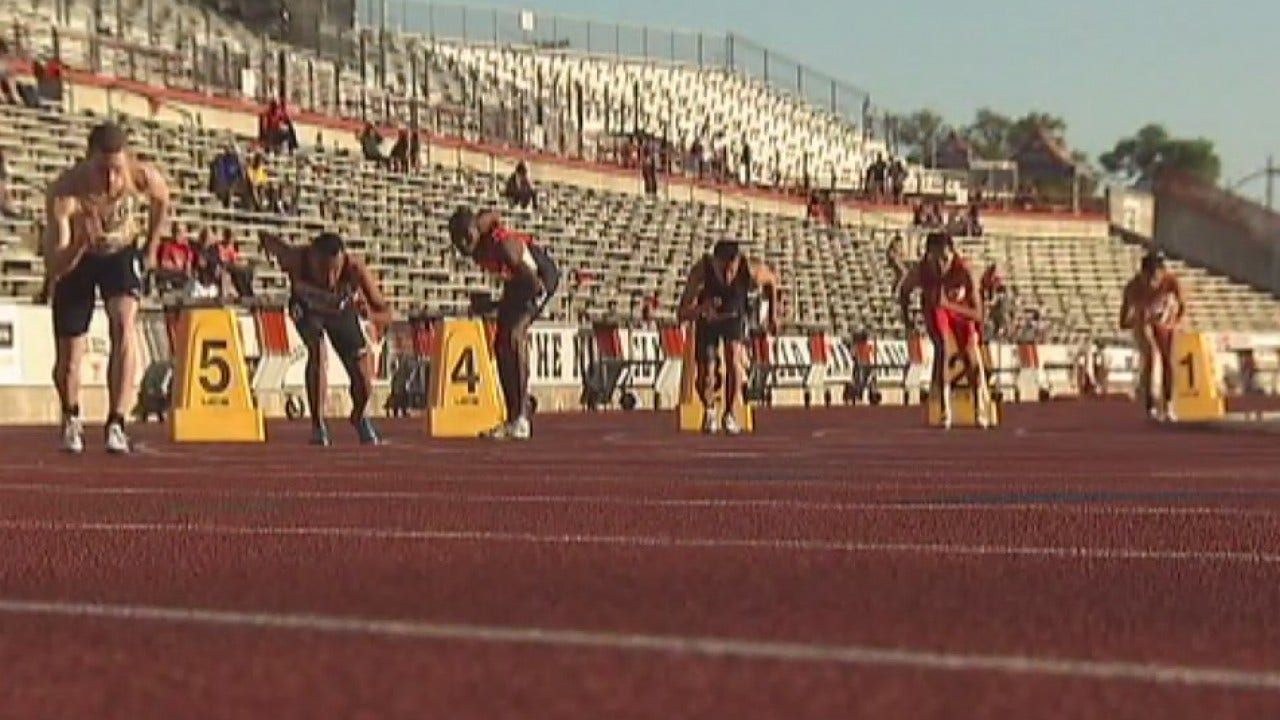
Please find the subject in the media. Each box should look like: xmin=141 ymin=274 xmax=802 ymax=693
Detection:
xmin=1120 ymin=251 xmax=1184 ymax=422
xmin=44 ymin=122 xmax=172 ymax=454
xmin=898 ymin=231 xmax=993 ymax=429
xmin=448 ymin=207 xmax=560 ymax=440
xmin=676 ymin=239 xmax=780 ymax=435
xmin=260 ymin=231 xmax=392 ymax=445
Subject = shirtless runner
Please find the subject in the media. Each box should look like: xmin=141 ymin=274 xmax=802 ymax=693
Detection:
xmin=1120 ymin=251 xmax=1185 ymax=421
xmin=44 ymin=122 xmax=171 ymax=454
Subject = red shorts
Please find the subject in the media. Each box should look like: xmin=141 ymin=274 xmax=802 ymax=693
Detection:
xmin=925 ymin=308 xmax=980 ymax=348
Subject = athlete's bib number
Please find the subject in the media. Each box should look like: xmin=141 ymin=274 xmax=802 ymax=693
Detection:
xmin=198 ymin=338 xmax=232 ymax=404
xmin=450 ymin=346 xmax=481 ymax=404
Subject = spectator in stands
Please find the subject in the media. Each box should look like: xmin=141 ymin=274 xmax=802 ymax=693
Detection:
xmin=890 ymin=158 xmax=907 ymax=204
xmin=1018 ymin=309 xmax=1051 ymax=344
xmin=865 ymin=154 xmax=887 ymax=202
xmin=967 ymin=204 xmax=984 ymax=236
xmin=886 ymin=233 xmax=908 ymax=290
xmin=689 ymin=137 xmax=705 ymax=179
xmin=408 ymin=131 xmax=421 ymax=171
xmin=246 ymin=153 xmax=270 ymax=211
xmin=982 ymin=264 xmax=1012 ymax=340
xmin=259 ymin=99 xmax=298 ymax=155
xmin=33 ymin=55 xmax=65 ymax=104
xmin=388 ymin=129 xmax=411 ymax=173
xmin=218 ymin=228 xmax=254 ymax=298
xmin=0 ymin=42 xmax=20 ymax=105
xmin=359 ymin=124 xmax=386 ymax=166
xmin=641 ymin=143 xmax=659 ymax=196
xmin=209 ymin=144 xmax=246 ymax=208
xmin=187 ymin=228 xmax=223 ymax=299
xmin=503 ymin=162 xmax=537 ymax=209
xmin=0 ymin=149 xmax=17 ymax=217
xmin=154 ymin=224 xmax=196 ymax=293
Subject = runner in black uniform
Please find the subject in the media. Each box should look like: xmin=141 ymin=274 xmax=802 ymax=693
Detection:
xmin=260 ymin=231 xmax=392 ymax=445
xmin=677 ymin=239 xmax=780 ymax=434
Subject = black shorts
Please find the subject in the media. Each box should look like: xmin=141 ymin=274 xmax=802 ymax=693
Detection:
xmin=497 ymin=279 xmax=541 ymax=331
xmin=694 ymin=317 xmax=746 ymax=363
xmin=288 ymin=297 xmax=367 ymax=361
xmin=52 ymin=247 xmax=145 ymax=338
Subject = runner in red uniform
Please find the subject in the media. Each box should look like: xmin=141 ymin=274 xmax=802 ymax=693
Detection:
xmin=1119 ymin=251 xmax=1185 ymax=421
xmin=898 ymin=232 xmax=992 ymax=427
xmin=448 ymin=206 xmax=560 ymax=440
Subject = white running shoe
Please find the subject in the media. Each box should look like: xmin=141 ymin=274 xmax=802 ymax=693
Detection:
xmin=722 ymin=412 xmax=742 ymax=436
xmin=481 ymin=417 xmax=531 ymax=441
xmin=508 ymin=416 xmax=531 ymax=441
xmin=61 ymin=416 xmax=84 ymax=454
xmin=105 ymin=423 xmax=131 ymax=455
xmin=702 ymin=409 xmax=719 ymax=435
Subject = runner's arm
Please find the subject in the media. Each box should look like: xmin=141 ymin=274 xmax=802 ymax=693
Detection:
xmin=676 ymin=260 xmax=709 ymax=322
xmin=897 ymin=264 xmax=921 ymax=329
xmin=940 ymin=267 xmax=984 ymax=323
xmin=1170 ymin=276 xmax=1187 ymax=324
xmin=750 ymin=259 xmax=782 ymax=333
xmin=1118 ymin=283 xmax=1136 ymax=330
xmin=140 ymin=164 xmax=172 ymax=270
xmin=258 ymin=231 xmax=300 ymax=272
xmin=41 ymin=192 xmax=84 ymax=282
xmin=354 ymin=259 xmax=393 ymax=326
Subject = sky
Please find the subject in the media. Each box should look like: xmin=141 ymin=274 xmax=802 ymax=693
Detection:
xmin=365 ymin=0 xmax=1276 ymax=201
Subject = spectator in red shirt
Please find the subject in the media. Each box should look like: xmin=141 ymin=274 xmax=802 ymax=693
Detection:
xmin=154 ymin=224 xmax=196 ymax=293
xmin=259 ymin=99 xmax=298 ymax=154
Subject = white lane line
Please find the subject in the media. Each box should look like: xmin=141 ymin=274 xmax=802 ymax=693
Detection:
xmin=0 ymin=598 xmax=1277 ymax=690
xmin=0 ymin=483 xmax=1277 ymax=518
xmin=11 ymin=461 xmax=1280 ymax=489
xmin=1 ymin=520 xmax=1278 ymax=565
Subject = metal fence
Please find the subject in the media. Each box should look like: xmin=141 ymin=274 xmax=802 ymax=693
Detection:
xmin=363 ymin=1 xmax=884 ymax=139
xmin=6 ymin=0 xmax=918 ymax=198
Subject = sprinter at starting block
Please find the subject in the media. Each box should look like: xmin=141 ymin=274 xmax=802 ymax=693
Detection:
xmin=676 ymin=238 xmax=780 ymax=434
xmin=1120 ymin=251 xmax=1185 ymax=422
xmin=260 ymin=231 xmax=392 ymax=446
xmin=898 ymin=231 xmax=994 ymax=428
xmin=448 ymin=206 xmax=561 ymax=440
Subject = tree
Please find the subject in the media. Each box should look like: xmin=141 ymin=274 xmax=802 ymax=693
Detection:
xmin=891 ymin=109 xmax=946 ymax=165
xmin=1099 ymin=124 xmax=1220 ymax=186
xmin=961 ymin=109 xmax=1066 ymax=160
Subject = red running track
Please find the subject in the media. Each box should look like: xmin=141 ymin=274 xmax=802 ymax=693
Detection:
xmin=3 ymin=400 xmax=1280 ymax=718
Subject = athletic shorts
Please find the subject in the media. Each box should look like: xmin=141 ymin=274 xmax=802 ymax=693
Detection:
xmin=694 ymin=316 xmax=746 ymax=363
xmin=925 ymin=308 xmax=979 ymax=349
xmin=288 ymin=296 xmax=367 ymax=361
xmin=52 ymin=247 xmax=145 ymax=338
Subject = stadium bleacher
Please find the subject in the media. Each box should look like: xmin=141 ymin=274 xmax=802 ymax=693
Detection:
xmin=2 ymin=0 xmax=1279 ymax=347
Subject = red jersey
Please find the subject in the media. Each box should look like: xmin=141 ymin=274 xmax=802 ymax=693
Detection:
xmin=920 ymin=255 xmax=979 ymax=346
xmin=919 ymin=255 xmax=974 ymax=313
xmin=478 ymin=226 xmax=533 ymax=280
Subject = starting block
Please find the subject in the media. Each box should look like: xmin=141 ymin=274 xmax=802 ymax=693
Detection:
xmin=1168 ymin=331 xmax=1225 ymax=423
xmin=926 ymin=332 xmax=1000 ymax=428
xmin=675 ymin=322 xmax=755 ymax=433
xmin=424 ymin=318 xmax=506 ymax=438
xmin=170 ymin=306 xmax=266 ymax=443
